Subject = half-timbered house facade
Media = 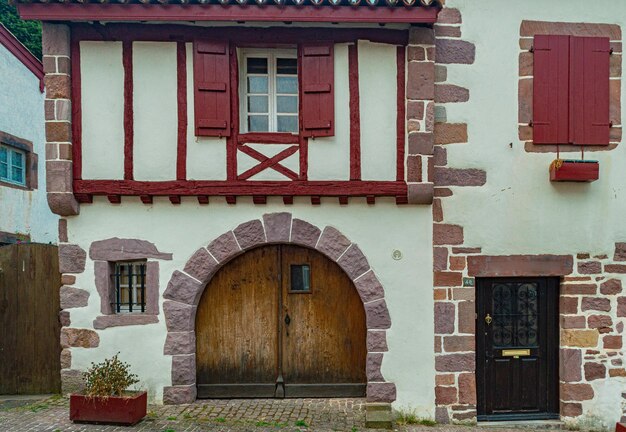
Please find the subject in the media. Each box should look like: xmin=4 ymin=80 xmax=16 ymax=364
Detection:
xmin=15 ymin=0 xmax=626 ymax=427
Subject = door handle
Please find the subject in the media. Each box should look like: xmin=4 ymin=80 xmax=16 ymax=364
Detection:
xmin=485 ymin=314 xmax=493 ymax=325
xmin=284 ymin=314 xmax=291 ymax=326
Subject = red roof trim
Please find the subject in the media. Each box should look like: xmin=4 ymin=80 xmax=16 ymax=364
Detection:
xmin=0 ymin=24 xmax=44 ymax=92
xmin=17 ymin=3 xmax=438 ymax=24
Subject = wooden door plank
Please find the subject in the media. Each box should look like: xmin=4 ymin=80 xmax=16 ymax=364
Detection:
xmin=280 ymin=245 xmax=366 ymax=390
xmin=196 ymin=245 xmax=280 ymax=391
xmin=0 ymin=245 xmax=18 ymax=394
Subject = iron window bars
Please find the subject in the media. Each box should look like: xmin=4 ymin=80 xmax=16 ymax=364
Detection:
xmin=113 ymin=261 xmax=146 ymax=313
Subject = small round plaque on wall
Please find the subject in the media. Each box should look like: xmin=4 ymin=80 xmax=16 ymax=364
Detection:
xmin=392 ymin=250 xmax=403 ymax=260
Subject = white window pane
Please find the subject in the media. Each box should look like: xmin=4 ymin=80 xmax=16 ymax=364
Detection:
xmin=0 ymin=162 xmax=7 ymax=180
xmin=11 ymin=151 xmax=24 ymax=168
xmin=247 ymin=57 xmax=268 ymax=74
xmin=277 ymin=96 xmax=298 ymax=113
xmin=0 ymin=147 xmax=7 ymax=164
xmin=11 ymin=167 xmax=23 ymax=184
xmin=277 ymin=58 xmax=297 ymax=75
xmin=248 ymin=96 xmax=268 ymax=114
xmin=276 ymin=76 xmax=297 ymax=94
xmin=248 ymin=115 xmax=269 ymax=132
xmin=247 ymin=76 xmax=268 ymax=94
xmin=277 ymin=116 xmax=298 ymax=133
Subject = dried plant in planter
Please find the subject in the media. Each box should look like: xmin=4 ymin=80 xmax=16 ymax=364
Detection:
xmin=71 ymin=353 xmax=146 ymax=425
xmin=83 ymin=353 xmax=139 ymax=397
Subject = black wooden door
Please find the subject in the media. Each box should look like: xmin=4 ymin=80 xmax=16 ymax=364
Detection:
xmin=476 ymin=278 xmax=559 ymax=421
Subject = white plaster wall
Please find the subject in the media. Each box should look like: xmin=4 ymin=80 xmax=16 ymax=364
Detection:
xmin=308 ymin=43 xmax=351 ymax=181
xmin=0 ymin=43 xmax=58 ymax=243
xmin=358 ymin=41 xmax=398 ymax=181
xmin=133 ymin=42 xmax=178 ymax=181
xmin=445 ymin=0 xmax=626 ymax=424
xmin=81 ymin=41 xmax=125 ymax=180
xmin=65 ymin=200 xmax=434 ymax=414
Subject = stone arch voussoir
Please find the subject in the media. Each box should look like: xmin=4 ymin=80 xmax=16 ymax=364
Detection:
xmin=162 ymin=212 xmax=395 ymax=404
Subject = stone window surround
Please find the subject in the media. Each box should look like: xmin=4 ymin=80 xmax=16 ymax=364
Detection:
xmin=518 ymin=20 xmax=622 ymax=154
xmin=90 ymin=237 xmax=172 ymax=330
xmin=0 ymin=130 xmax=38 ymax=191
xmin=161 ymin=212 xmax=394 ymax=405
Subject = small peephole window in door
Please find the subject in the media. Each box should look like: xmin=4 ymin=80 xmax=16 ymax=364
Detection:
xmin=290 ymin=264 xmax=310 ymax=292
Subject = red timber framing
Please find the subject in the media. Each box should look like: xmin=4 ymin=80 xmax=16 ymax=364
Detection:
xmin=69 ymin=23 xmax=421 ymax=204
xmin=17 ymin=3 xmax=438 ymax=24
xmin=123 ymin=40 xmax=133 ymax=180
xmin=396 ymin=45 xmax=406 ymax=182
xmin=349 ymin=43 xmax=361 ymax=181
xmin=176 ymin=41 xmax=187 ymax=181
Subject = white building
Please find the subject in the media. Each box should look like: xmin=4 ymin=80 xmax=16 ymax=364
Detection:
xmin=0 ymin=23 xmax=57 ymax=245
xmin=14 ymin=0 xmax=626 ymax=428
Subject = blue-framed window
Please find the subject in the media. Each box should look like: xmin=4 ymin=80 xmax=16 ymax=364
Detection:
xmin=0 ymin=144 xmax=26 ymax=186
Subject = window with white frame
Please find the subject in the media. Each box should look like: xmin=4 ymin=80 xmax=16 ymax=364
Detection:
xmin=112 ymin=261 xmax=147 ymax=313
xmin=240 ymin=49 xmax=299 ymax=133
xmin=0 ymin=144 xmax=26 ymax=186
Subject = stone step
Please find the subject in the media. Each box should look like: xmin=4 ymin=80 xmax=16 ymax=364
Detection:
xmin=477 ymin=420 xmax=564 ymax=430
xmin=365 ymin=403 xmax=393 ymax=429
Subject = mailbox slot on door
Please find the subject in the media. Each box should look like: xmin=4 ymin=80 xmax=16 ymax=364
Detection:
xmin=501 ymin=349 xmax=531 ymax=358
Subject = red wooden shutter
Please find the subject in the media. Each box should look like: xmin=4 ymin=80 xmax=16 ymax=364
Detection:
xmin=569 ymin=36 xmax=611 ymax=145
xmin=194 ymin=40 xmax=231 ymax=137
xmin=533 ymin=35 xmax=570 ymax=144
xmin=299 ymin=43 xmax=335 ymax=138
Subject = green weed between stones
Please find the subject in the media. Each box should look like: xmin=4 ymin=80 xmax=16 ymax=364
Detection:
xmin=295 ymin=419 xmax=308 ymax=427
xmin=395 ymin=409 xmax=436 ymax=426
xmin=255 ymin=420 xmax=288 ymax=428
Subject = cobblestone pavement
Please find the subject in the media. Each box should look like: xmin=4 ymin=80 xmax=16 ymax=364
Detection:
xmin=0 ymin=395 xmax=555 ymax=432
xmin=0 ymin=396 xmax=369 ymax=432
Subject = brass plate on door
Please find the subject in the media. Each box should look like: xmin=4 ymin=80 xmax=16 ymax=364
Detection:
xmin=502 ymin=349 xmax=530 ymax=357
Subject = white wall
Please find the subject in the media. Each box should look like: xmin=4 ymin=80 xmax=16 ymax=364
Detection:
xmin=358 ymin=41 xmax=398 ymax=181
xmin=0 ymin=43 xmax=58 ymax=243
xmin=65 ymin=199 xmax=434 ymax=414
xmin=133 ymin=42 xmax=178 ymax=181
xmin=446 ymin=0 xmax=626 ymax=424
xmin=81 ymin=41 xmax=125 ymax=180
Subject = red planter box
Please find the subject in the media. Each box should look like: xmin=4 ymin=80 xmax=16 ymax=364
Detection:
xmin=70 ymin=391 xmax=147 ymax=425
xmin=616 ymin=423 xmax=626 ymax=432
xmin=550 ymin=159 xmax=599 ymax=182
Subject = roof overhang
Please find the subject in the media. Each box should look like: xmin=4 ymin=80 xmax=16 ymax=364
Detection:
xmin=0 ymin=24 xmax=43 ymax=91
xmin=16 ymin=3 xmax=439 ymax=24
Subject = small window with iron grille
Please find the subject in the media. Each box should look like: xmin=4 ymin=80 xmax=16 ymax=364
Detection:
xmin=113 ymin=261 xmax=147 ymax=313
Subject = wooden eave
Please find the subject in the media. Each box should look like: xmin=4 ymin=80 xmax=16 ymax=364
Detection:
xmin=16 ymin=2 xmax=439 ymax=24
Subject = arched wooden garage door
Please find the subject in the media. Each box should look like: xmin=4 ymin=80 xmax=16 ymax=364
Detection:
xmin=196 ymin=244 xmax=367 ymax=398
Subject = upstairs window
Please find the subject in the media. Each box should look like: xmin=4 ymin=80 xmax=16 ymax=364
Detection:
xmin=193 ymin=40 xmax=334 ymax=138
xmin=533 ymin=35 xmax=611 ymax=145
xmin=113 ymin=261 xmax=147 ymax=313
xmin=0 ymin=144 xmax=26 ymax=186
xmin=240 ymin=50 xmax=299 ymax=133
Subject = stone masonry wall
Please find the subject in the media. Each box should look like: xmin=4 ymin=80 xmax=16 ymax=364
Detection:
xmin=42 ymin=23 xmax=79 ymax=216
